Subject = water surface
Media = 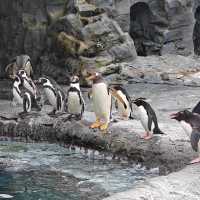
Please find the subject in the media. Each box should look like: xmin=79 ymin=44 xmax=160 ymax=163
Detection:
xmin=0 ymin=142 xmax=158 ymax=199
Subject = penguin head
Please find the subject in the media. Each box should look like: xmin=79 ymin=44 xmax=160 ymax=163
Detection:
xmin=132 ymin=97 xmax=147 ymax=107
xmin=38 ymin=77 xmax=51 ymax=86
xmin=86 ymin=72 xmax=102 ymax=83
xmin=14 ymin=75 xmax=22 ymax=86
xmin=70 ymin=75 xmax=79 ymax=84
xmin=170 ymin=110 xmax=193 ymax=122
xmin=17 ymin=69 xmax=27 ymax=79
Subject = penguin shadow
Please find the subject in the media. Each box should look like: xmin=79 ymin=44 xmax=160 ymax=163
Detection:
xmin=18 ymin=111 xmax=42 ymax=119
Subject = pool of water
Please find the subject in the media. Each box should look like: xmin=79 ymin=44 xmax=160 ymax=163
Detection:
xmin=0 ymin=142 xmax=158 ymax=199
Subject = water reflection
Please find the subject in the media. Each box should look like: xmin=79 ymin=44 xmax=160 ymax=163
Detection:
xmin=0 ymin=142 xmax=158 ymax=199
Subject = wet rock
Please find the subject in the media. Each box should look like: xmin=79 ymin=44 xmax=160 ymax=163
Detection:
xmin=103 ymin=165 xmax=200 ymax=200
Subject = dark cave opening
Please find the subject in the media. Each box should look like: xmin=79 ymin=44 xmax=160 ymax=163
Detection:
xmin=129 ymin=2 xmax=161 ymax=56
xmin=193 ymin=6 xmax=200 ymax=55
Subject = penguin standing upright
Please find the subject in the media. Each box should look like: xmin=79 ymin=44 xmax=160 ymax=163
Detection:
xmin=17 ymin=69 xmax=38 ymax=98
xmin=111 ymin=84 xmax=133 ymax=120
xmin=12 ymin=75 xmax=41 ymax=113
xmin=86 ymin=71 xmax=127 ymax=131
xmin=38 ymin=76 xmax=65 ymax=115
xmin=132 ymin=98 xmax=164 ymax=140
xmin=66 ymin=75 xmax=85 ymax=119
xmin=171 ymin=110 xmax=200 ymax=164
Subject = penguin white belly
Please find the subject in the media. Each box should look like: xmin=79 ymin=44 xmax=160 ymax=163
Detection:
xmin=13 ymin=88 xmax=23 ymax=105
xmin=138 ymin=105 xmax=152 ymax=132
xmin=92 ymin=83 xmax=111 ymax=121
xmin=44 ymin=88 xmax=57 ymax=108
xmin=180 ymin=121 xmax=192 ymax=136
xmin=116 ymin=91 xmax=130 ymax=118
xmin=68 ymin=92 xmax=82 ymax=114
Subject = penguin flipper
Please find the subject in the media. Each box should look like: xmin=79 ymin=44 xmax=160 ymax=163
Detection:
xmin=192 ymin=101 xmax=200 ymax=115
xmin=80 ymin=95 xmax=85 ymax=117
xmin=190 ymin=131 xmax=200 ymax=152
xmin=147 ymin=113 xmax=153 ymax=131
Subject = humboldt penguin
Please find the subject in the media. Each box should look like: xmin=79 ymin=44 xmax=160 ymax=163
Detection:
xmin=170 ymin=110 xmax=200 ymax=164
xmin=38 ymin=76 xmax=65 ymax=115
xmin=12 ymin=75 xmax=41 ymax=113
xmin=132 ymin=98 xmax=164 ymax=140
xmin=86 ymin=72 xmax=127 ymax=131
xmin=111 ymin=84 xmax=133 ymax=120
xmin=17 ymin=69 xmax=38 ymax=98
xmin=66 ymin=75 xmax=85 ymax=119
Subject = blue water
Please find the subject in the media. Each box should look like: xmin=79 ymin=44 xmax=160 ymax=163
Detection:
xmin=0 ymin=142 xmax=158 ymax=199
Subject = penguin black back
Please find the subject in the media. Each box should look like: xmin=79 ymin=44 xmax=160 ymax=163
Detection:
xmin=192 ymin=101 xmax=200 ymax=115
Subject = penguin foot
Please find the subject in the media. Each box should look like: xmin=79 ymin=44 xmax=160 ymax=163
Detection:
xmin=141 ymin=132 xmax=153 ymax=140
xmin=189 ymin=157 xmax=200 ymax=164
xmin=100 ymin=123 xmax=109 ymax=131
xmin=143 ymin=135 xmax=153 ymax=140
xmin=90 ymin=119 xmax=101 ymax=129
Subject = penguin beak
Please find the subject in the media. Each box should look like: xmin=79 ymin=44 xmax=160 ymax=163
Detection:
xmin=86 ymin=74 xmax=96 ymax=81
xmin=109 ymin=88 xmax=127 ymax=109
xmin=170 ymin=113 xmax=178 ymax=119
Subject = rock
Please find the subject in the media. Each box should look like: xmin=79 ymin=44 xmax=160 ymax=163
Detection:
xmin=103 ymin=165 xmax=200 ymax=200
xmin=91 ymin=0 xmax=195 ymax=56
xmin=56 ymin=32 xmax=90 ymax=57
xmin=119 ymin=55 xmax=200 ymax=86
xmin=5 ymin=55 xmax=33 ymax=79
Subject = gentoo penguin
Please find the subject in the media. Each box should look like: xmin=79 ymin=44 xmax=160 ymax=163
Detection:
xmin=111 ymin=84 xmax=133 ymax=120
xmin=66 ymin=75 xmax=85 ymax=119
xmin=132 ymin=98 xmax=164 ymax=140
xmin=86 ymin=72 xmax=126 ymax=131
xmin=38 ymin=76 xmax=65 ymax=115
xmin=17 ymin=69 xmax=38 ymax=98
xmin=170 ymin=110 xmax=200 ymax=164
xmin=12 ymin=75 xmax=41 ymax=113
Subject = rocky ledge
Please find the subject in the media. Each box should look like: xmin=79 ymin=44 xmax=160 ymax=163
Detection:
xmin=0 ymin=81 xmax=200 ymax=200
xmin=0 ymin=103 xmax=196 ymax=176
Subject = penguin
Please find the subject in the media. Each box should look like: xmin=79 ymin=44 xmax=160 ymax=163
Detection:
xmin=66 ymin=75 xmax=85 ymax=119
xmin=38 ymin=76 xmax=65 ymax=115
xmin=17 ymin=69 xmax=38 ymax=98
xmin=86 ymin=71 xmax=127 ymax=131
xmin=12 ymin=75 xmax=41 ymax=113
xmin=192 ymin=101 xmax=200 ymax=115
xmin=110 ymin=84 xmax=133 ymax=120
xmin=132 ymin=97 xmax=164 ymax=140
xmin=170 ymin=110 xmax=200 ymax=164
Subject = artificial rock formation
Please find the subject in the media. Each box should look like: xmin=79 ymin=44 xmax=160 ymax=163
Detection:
xmin=0 ymin=0 xmax=137 ymax=81
xmin=91 ymin=0 xmax=195 ymax=56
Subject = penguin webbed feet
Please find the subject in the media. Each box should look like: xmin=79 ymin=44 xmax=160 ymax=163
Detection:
xmin=90 ymin=119 xmax=101 ymax=129
xmin=188 ymin=157 xmax=200 ymax=165
xmin=141 ymin=132 xmax=153 ymax=140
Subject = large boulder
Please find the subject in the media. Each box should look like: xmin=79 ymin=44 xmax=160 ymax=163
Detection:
xmin=0 ymin=0 xmax=137 ymax=81
xmin=92 ymin=0 xmax=195 ymax=56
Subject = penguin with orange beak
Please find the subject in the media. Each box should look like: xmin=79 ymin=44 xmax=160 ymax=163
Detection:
xmin=86 ymin=71 xmax=126 ymax=131
xmin=171 ymin=110 xmax=200 ymax=164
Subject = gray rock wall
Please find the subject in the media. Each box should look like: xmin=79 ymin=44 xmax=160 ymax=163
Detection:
xmin=93 ymin=0 xmax=195 ymax=56
xmin=0 ymin=0 xmax=137 ymax=81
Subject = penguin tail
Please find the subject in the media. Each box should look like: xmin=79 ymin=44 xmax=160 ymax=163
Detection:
xmin=153 ymin=127 xmax=165 ymax=135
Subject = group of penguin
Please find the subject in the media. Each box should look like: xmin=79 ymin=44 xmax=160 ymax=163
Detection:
xmin=12 ymin=69 xmax=200 ymax=164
